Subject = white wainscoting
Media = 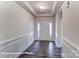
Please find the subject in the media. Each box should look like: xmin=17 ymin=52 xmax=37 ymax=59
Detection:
xmin=0 ymin=32 xmax=34 ymax=58
xmin=62 ymin=37 xmax=79 ymax=58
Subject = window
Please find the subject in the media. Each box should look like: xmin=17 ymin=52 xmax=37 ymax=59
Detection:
xmin=37 ymin=23 xmax=40 ymax=38
xmin=49 ymin=22 xmax=52 ymax=38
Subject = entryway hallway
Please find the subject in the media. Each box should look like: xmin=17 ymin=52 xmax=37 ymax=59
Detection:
xmin=0 ymin=1 xmax=79 ymax=58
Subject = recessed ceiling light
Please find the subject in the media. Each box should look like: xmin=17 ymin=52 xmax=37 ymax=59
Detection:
xmin=37 ymin=3 xmax=48 ymax=10
xmin=40 ymin=5 xmax=45 ymax=10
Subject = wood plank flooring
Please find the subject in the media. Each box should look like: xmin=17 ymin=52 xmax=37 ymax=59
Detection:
xmin=19 ymin=40 xmax=62 ymax=58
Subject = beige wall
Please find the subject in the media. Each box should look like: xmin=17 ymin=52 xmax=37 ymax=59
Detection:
xmin=57 ymin=1 xmax=79 ymax=57
xmin=0 ymin=1 xmax=34 ymax=43
xmin=55 ymin=1 xmax=79 ymax=48
xmin=62 ymin=1 xmax=79 ymax=48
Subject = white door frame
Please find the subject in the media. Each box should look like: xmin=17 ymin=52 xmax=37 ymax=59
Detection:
xmin=55 ymin=9 xmax=63 ymax=48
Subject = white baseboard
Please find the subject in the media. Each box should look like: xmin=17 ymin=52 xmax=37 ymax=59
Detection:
xmin=62 ymin=37 xmax=79 ymax=58
xmin=55 ymin=39 xmax=62 ymax=48
xmin=63 ymin=37 xmax=79 ymax=50
xmin=62 ymin=52 xmax=67 ymax=58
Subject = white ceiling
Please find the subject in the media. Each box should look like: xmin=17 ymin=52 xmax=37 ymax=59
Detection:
xmin=16 ymin=1 xmax=64 ymax=17
xmin=27 ymin=1 xmax=54 ymax=16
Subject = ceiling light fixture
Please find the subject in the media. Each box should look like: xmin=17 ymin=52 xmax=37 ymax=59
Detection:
xmin=37 ymin=3 xmax=48 ymax=10
xmin=40 ymin=5 xmax=45 ymax=10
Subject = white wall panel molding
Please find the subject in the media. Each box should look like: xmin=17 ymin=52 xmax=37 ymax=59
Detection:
xmin=0 ymin=32 xmax=34 ymax=58
xmin=62 ymin=37 xmax=79 ymax=58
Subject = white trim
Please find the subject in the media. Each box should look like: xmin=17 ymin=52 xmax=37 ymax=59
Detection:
xmin=36 ymin=13 xmax=53 ymax=17
xmin=55 ymin=1 xmax=66 ymax=18
xmin=63 ymin=37 xmax=79 ymax=50
xmin=24 ymin=2 xmax=37 ymax=16
xmin=63 ymin=37 xmax=79 ymax=57
xmin=62 ymin=52 xmax=67 ymax=58
xmin=0 ymin=33 xmax=28 ymax=45
xmin=52 ymin=1 xmax=57 ymax=15
xmin=0 ymin=32 xmax=34 ymax=58
xmin=55 ymin=39 xmax=62 ymax=48
xmin=0 ymin=33 xmax=28 ymax=51
xmin=0 ymin=32 xmax=33 ymax=45
xmin=11 ymin=40 xmax=34 ymax=58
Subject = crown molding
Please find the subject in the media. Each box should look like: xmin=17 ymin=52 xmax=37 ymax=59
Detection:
xmin=52 ymin=1 xmax=57 ymax=16
xmin=24 ymin=2 xmax=37 ymax=16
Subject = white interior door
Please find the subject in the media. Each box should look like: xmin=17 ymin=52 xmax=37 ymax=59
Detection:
xmin=40 ymin=20 xmax=49 ymax=40
xmin=35 ymin=17 xmax=55 ymax=41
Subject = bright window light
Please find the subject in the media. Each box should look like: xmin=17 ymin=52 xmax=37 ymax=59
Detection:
xmin=49 ymin=22 xmax=52 ymax=38
xmin=37 ymin=23 xmax=40 ymax=38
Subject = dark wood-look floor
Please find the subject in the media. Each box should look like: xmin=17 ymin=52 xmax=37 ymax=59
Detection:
xmin=19 ymin=40 xmax=62 ymax=58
